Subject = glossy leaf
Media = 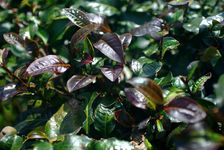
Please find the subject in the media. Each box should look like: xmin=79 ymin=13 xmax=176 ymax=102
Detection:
xmin=3 ymin=32 xmax=24 ymax=47
xmin=62 ymin=8 xmax=90 ymax=27
xmin=25 ymin=55 xmax=70 ymax=77
xmin=100 ymin=65 xmax=123 ymax=82
xmin=183 ymin=17 xmax=203 ymax=34
xmin=165 ymin=97 xmax=206 ymax=123
xmin=119 ymin=33 xmax=132 ymax=50
xmin=124 ymin=88 xmax=148 ymax=110
xmin=192 ymin=73 xmax=212 ymax=93
xmin=24 ymin=38 xmax=39 ymax=58
xmin=0 ymin=83 xmax=22 ymax=102
xmin=168 ymin=0 xmax=189 ymax=6
xmin=53 ymin=134 xmax=92 ymax=150
xmin=0 ymin=48 xmax=8 ymax=65
xmin=143 ymin=61 xmax=162 ymax=77
xmin=94 ymin=103 xmax=116 ymax=137
xmin=66 ymin=75 xmax=96 ymax=93
xmin=70 ymin=24 xmax=102 ymax=48
xmin=27 ymin=131 xmax=48 ymax=140
xmin=127 ymin=77 xmax=164 ymax=104
xmin=162 ymin=37 xmax=180 ymax=59
xmin=0 ymin=134 xmax=23 ymax=150
xmin=214 ymin=74 xmax=224 ymax=108
xmin=32 ymin=142 xmax=53 ymax=150
xmin=94 ymin=33 xmax=124 ymax=64
xmin=114 ymin=110 xmax=135 ymax=128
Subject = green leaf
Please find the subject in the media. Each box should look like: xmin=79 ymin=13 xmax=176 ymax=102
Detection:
xmin=83 ymin=92 xmax=99 ymax=135
xmin=214 ymin=74 xmax=224 ymax=108
xmin=200 ymin=12 xmax=224 ymax=29
xmin=154 ymin=72 xmax=173 ymax=87
xmin=192 ymin=73 xmax=212 ymax=93
xmin=32 ymin=142 xmax=53 ymax=150
xmin=53 ymin=134 xmax=92 ymax=150
xmin=36 ymin=28 xmax=49 ymax=44
xmin=143 ymin=61 xmax=162 ymax=77
xmin=187 ymin=60 xmax=199 ymax=80
xmin=94 ymin=103 xmax=116 ymax=137
xmin=162 ymin=37 xmax=180 ymax=59
xmin=183 ymin=17 xmax=203 ymax=34
xmin=0 ymin=134 xmax=23 ymax=150
xmin=88 ymin=138 xmax=134 ymax=150
xmin=143 ymin=43 xmax=159 ymax=57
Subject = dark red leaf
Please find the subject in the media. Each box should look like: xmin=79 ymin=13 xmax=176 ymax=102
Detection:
xmin=80 ymin=53 xmax=93 ymax=65
xmin=67 ymin=75 xmax=96 ymax=93
xmin=114 ymin=110 xmax=135 ymax=128
xmin=3 ymin=32 xmax=24 ymax=47
xmin=165 ymin=97 xmax=206 ymax=123
xmin=71 ymin=24 xmax=102 ymax=48
xmin=0 ymin=83 xmax=23 ymax=102
xmin=127 ymin=77 xmax=164 ymax=105
xmin=119 ymin=33 xmax=132 ymax=50
xmin=94 ymin=33 xmax=124 ymax=64
xmin=24 ymin=38 xmax=39 ymax=58
xmin=25 ymin=55 xmax=70 ymax=77
xmin=124 ymin=88 xmax=148 ymax=110
xmin=100 ymin=65 xmax=123 ymax=82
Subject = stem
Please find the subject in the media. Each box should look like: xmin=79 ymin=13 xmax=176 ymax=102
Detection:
xmin=159 ymin=37 xmax=164 ymax=61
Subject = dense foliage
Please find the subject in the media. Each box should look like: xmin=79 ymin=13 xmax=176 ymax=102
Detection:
xmin=0 ymin=0 xmax=224 ymax=149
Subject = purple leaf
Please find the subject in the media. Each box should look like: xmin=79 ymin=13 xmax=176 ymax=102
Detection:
xmin=165 ymin=97 xmax=206 ymax=123
xmin=94 ymin=33 xmax=124 ymax=64
xmin=3 ymin=32 xmax=24 ymax=47
xmin=114 ymin=110 xmax=135 ymax=128
xmin=100 ymin=65 xmax=123 ymax=82
xmin=24 ymin=38 xmax=39 ymax=58
xmin=0 ymin=83 xmax=23 ymax=102
xmin=80 ymin=53 xmax=93 ymax=65
xmin=67 ymin=75 xmax=96 ymax=93
xmin=168 ymin=0 xmax=189 ymax=6
xmin=25 ymin=55 xmax=70 ymax=77
xmin=0 ymin=48 xmax=8 ymax=65
xmin=124 ymin=88 xmax=148 ymax=110
xmin=119 ymin=33 xmax=132 ymax=50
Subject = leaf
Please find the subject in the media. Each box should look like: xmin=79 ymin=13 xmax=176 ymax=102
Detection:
xmin=200 ymin=12 xmax=224 ymax=29
xmin=154 ymin=72 xmax=173 ymax=87
xmin=100 ymin=65 xmax=123 ymax=82
xmin=162 ymin=37 xmax=180 ymax=59
xmin=53 ymin=134 xmax=92 ymax=150
xmin=25 ymin=55 xmax=70 ymax=77
xmin=192 ymin=73 xmax=212 ymax=93
xmin=168 ymin=0 xmax=189 ymax=6
xmin=127 ymin=77 xmax=164 ymax=104
xmin=214 ymin=74 xmax=224 ymax=108
xmin=24 ymin=38 xmax=39 ymax=58
xmin=83 ymin=92 xmax=99 ymax=135
xmin=94 ymin=33 xmax=124 ymax=64
xmin=119 ymin=33 xmax=132 ymax=50
xmin=0 ymin=83 xmax=23 ymax=102
xmin=183 ymin=17 xmax=203 ymax=34
xmin=94 ymin=103 xmax=116 ymax=137
xmin=124 ymin=88 xmax=148 ymax=110
xmin=0 ymin=48 xmax=8 ymax=65
xmin=62 ymin=8 xmax=90 ymax=28
xmin=3 ymin=32 xmax=24 ymax=47
xmin=143 ymin=61 xmax=162 ymax=77
xmin=80 ymin=53 xmax=93 ymax=65
xmin=70 ymin=24 xmax=102 ymax=48
xmin=0 ymin=134 xmax=23 ymax=150
xmin=201 ymin=46 xmax=220 ymax=62
xmin=32 ymin=142 xmax=53 ymax=150
xmin=66 ymin=75 xmax=96 ymax=93
xmin=27 ymin=131 xmax=49 ymax=140
xmin=114 ymin=110 xmax=135 ymax=128
xmin=187 ymin=61 xmax=199 ymax=80
xmin=88 ymin=138 xmax=134 ymax=150
xmin=164 ymin=97 xmax=206 ymax=123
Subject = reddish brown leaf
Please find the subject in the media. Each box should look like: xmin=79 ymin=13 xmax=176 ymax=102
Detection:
xmin=80 ymin=53 xmax=93 ymax=65
xmin=100 ymin=65 xmax=123 ymax=82
xmin=94 ymin=33 xmax=124 ymax=64
xmin=0 ymin=48 xmax=8 ymax=65
xmin=119 ymin=33 xmax=132 ymax=50
xmin=114 ymin=110 xmax=135 ymax=128
xmin=165 ymin=97 xmax=206 ymax=123
xmin=24 ymin=38 xmax=39 ymax=58
xmin=25 ymin=55 xmax=70 ymax=77
xmin=3 ymin=32 xmax=24 ymax=47
xmin=0 ymin=83 xmax=24 ymax=102
xmin=67 ymin=75 xmax=96 ymax=93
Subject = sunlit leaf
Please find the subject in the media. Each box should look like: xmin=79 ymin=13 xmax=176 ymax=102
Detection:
xmin=119 ymin=33 xmax=132 ymax=50
xmin=192 ymin=73 xmax=212 ymax=93
xmin=62 ymin=8 xmax=90 ymax=27
xmin=162 ymin=37 xmax=180 ymax=59
xmin=0 ymin=134 xmax=23 ymax=150
xmin=94 ymin=33 xmax=124 ymax=63
xmin=0 ymin=83 xmax=23 ymax=102
xmin=168 ymin=0 xmax=189 ymax=6
xmin=0 ymin=48 xmax=8 ymax=65
xmin=3 ymin=32 xmax=24 ymax=47
xmin=94 ymin=103 xmax=116 ymax=137
xmin=66 ymin=75 xmax=96 ymax=93
xmin=24 ymin=38 xmax=39 ymax=58
xmin=70 ymin=24 xmax=102 ymax=48
xmin=114 ymin=110 xmax=135 ymax=128
xmin=127 ymin=77 xmax=164 ymax=104
xmin=165 ymin=97 xmax=206 ymax=123
xmin=100 ymin=65 xmax=123 ymax=82
xmin=25 ymin=55 xmax=70 ymax=77
xmin=143 ymin=61 xmax=162 ymax=77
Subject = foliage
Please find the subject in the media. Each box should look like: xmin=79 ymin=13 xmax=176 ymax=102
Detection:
xmin=0 ymin=0 xmax=224 ymax=149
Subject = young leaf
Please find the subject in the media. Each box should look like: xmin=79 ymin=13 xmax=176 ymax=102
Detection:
xmin=70 ymin=24 xmax=102 ymax=48
xmin=164 ymin=97 xmax=206 ymax=123
xmin=25 ymin=55 xmax=70 ymax=77
xmin=168 ymin=0 xmax=189 ymax=6
xmin=0 ymin=83 xmax=23 ymax=102
xmin=124 ymin=88 xmax=148 ymax=110
xmin=3 ymin=32 xmax=24 ymax=47
xmin=114 ymin=110 xmax=135 ymax=128
xmin=100 ymin=65 xmax=123 ymax=82
xmin=62 ymin=8 xmax=90 ymax=27
xmin=119 ymin=33 xmax=132 ymax=50
xmin=24 ymin=38 xmax=39 ymax=58
xmin=66 ymin=75 xmax=96 ymax=93
xmin=0 ymin=48 xmax=8 ymax=65
xmin=192 ymin=73 xmax=212 ymax=93
xmin=94 ymin=33 xmax=124 ymax=64
xmin=127 ymin=77 xmax=164 ymax=104
xmin=80 ymin=53 xmax=93 ymax=65
xmin=94 ymin=103 xmax=116 ymax=137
